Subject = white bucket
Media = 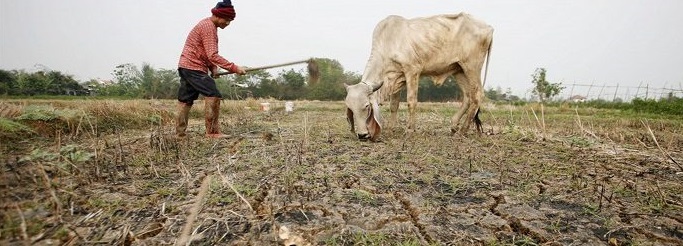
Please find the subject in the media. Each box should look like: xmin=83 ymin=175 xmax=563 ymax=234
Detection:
xmin=285 ymin=101 xmax=294 ymax=113
xmin=260 ymin=102 xmax=270 ymax=111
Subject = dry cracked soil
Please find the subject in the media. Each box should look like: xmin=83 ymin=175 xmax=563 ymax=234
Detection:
xmin=2 ymin=100 xmax=682 ymax=245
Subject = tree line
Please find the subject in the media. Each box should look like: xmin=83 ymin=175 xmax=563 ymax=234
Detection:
xmin=0 ymin=69 xmax=86 ymax=96
xmin=3 ymin=61 xmax=680 ymax=115
xmin=0 ymin=58 xmax=471 ymax=102
xmin=0 ymin=61 xmax=586 ymax=104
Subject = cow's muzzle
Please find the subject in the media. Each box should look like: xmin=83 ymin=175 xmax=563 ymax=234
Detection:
xmin=357 ymin=133 xmax=371 ymax=140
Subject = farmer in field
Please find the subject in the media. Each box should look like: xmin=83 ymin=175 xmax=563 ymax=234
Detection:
xmin=176 ymin=0 xmax=246 ymax=138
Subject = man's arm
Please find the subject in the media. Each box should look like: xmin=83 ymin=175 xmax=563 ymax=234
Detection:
xmin=199 ymin=23 xmax=241 ymax=74
xmin=209 ymin=64 xmax=219 ymax=78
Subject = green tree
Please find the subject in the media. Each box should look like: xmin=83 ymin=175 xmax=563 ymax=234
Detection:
xmin=418 ymin=76 xmax=461 ymax=102
xmin=45 ymin=71 xmax=84 ymax=95
xmin=122 ymin=66 xmax=177 ymax=99
xmin=379 ymin=75 xmax=462 ymax=103
xmin=104 ymin=63 xmax=179 ymax=98
xmin=531 ymin=68 xmax=564 ymax=102
xmin=28 ymin=71 xmax=54 ymax=95
xmin=484 ymin=86 xmax=518 ymax=101
xmin=108 ymin=63 xmax=142 ymax=97
xmin=0 ymin=69 xmax=16 ymax=95
xmin=485 ymin=86 xmax=505 ymax=101
xmin=307 ymin=58 xmax=359 ymax=100
xmin=0 ymin=69 xmax=85 ymax=96
xmin=236 ymin=70 xmax=272 ymax=88
xmin=13 ymin=71 xmax=34 ymax=95
xmin=155 ymin=68 xmax=179 ymax=99
xmin=138 ymin=63 xmax=157 ymax=98
xmin=218 ymin=70 xmax=274 ymax=99
xmin=277 ymin=69 xmax=307 ymax=100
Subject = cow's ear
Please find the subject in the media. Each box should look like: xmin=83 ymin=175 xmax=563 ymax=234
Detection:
xmin=367 ymin=102 xmax=383 ymax=142
xmin=346 ymin=108 xmax=355 ymax=132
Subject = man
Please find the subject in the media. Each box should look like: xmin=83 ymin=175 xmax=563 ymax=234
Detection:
xmin=176 ymin=0 xmax=246 ymax=139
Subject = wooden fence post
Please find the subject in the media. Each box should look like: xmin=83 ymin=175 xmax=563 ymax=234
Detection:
xmin=586 ymin=82 xmax=594 ymax=99
xmin=569 ymin=83 xmax=575 ymax=100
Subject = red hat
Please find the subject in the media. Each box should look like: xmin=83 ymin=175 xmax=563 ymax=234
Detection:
xmin=211 ymin=0 xmax=236 ymax=20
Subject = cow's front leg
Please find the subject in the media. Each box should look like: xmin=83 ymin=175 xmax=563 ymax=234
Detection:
xmin=383 ymin=72 xmax=403 ymax=131
xmin=405 ymin=74 xmax=419 ymax=132
xmin=388 ymin=92 xmax=400 ymax=130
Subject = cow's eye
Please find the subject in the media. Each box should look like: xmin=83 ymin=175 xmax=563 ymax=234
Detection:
xmin=364 ymin=104 xmax=370 ymax=109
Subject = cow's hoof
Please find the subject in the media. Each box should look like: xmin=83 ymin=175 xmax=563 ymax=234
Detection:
xmin=450 ymin=127 xmax=463 ymax=135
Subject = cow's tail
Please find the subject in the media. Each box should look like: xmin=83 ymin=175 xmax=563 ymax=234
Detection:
xmin=482 ymin=36 xmax=492 ymax=88
xmin=475 ymin=35 xmax=493 ymax=133
xmin=474 ymin=109 xmax=482 ymax=133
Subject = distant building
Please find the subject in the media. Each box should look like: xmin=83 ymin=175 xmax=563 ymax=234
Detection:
xmin=569 ymin=95 xmax=587 ymax=103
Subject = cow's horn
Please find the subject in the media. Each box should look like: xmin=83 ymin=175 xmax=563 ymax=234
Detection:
xmin=359 ymin=81 xmax=382 ymax=93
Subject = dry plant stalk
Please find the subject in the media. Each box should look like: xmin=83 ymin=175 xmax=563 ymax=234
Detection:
xmin=136 ymin=222 xmax=164 ymax=240
xmin=524 ymin=109 xmax=534 ymax=129
xmin=0 ymin=102 xmax=23 ymax=118
xmin=574 ymin=107 xmax=598 ymax=139
xmin=574 ymin=107 xmax=584 ymax=134
xmin=14 ymin=203 xmax=29 ymax=242
xmin=486 ymin=109 xmax=500 ymax=132
xmin=35 ymin=162 xmax=62 ymax=217
xmin=541 ymin=103 xmax=546 ymax=131
xmin=640 ymin=120 xmax=682 ymax=171
xmin=529 ymin=105 xmax=546 ymax=140
xmin=176 ymin=174 xmax=212 ymax=246
xmin=303 ymin=112 xmax=309 ymax=152
xmin=217 ymin=163 xmax=254 ymax=212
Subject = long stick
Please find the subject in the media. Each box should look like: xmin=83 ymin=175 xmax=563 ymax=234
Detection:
xmin=216 ymin=59 xmax=312 ymax=76
xmin=176 ymin=175 xmax=212 ymax=246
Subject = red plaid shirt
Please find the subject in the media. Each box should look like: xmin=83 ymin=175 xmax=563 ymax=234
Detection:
xmin=178 ymin=17 xmax=237 ymax=73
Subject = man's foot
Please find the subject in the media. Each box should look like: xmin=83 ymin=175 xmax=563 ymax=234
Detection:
xmin=206 ymin=133 xmax=230 ymax=139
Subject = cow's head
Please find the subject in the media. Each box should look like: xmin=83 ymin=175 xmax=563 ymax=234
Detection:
xmin=344 ymin=83 xmax=382 ymax=141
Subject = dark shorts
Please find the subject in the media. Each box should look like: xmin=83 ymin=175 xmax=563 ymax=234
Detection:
xmin=177 ymin=68 xmax=222 ymax=105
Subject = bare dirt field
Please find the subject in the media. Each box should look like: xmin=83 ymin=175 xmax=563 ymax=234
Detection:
xmin=2 ymin=99 xmax=682 ymax=245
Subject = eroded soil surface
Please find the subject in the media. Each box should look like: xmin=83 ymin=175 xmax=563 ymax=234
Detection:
xmin=2 ymin=101 xmax=682 ymax=245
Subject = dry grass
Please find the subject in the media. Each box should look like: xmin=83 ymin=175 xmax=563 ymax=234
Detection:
xmin=1 ymin=99 xmax=682 ymax=245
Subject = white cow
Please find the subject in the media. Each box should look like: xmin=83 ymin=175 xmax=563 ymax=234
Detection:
xmin=344 ymin=13 xmax=493 ymax=141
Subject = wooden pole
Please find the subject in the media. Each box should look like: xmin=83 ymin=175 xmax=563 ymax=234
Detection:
xmin=216 ymin=58 xmax=312 ymax=76
xmin=586 ymin=82 xmax=594 ymax=100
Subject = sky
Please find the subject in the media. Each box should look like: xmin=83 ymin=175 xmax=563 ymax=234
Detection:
xmin=2 ymin=0 xmax=683 ymax=98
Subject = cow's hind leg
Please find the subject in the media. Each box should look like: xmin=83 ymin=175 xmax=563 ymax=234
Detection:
xmin=451 ymin=72 xmax=471 ymax=134
xmin=460 ymin=70 xmax=484 ymax=133
xmin=460 ymin=90 xmax=481 ymax=133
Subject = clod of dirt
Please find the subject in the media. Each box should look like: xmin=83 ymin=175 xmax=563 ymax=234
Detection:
xmin=278 ymin=225 xmax=310 ymax=246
